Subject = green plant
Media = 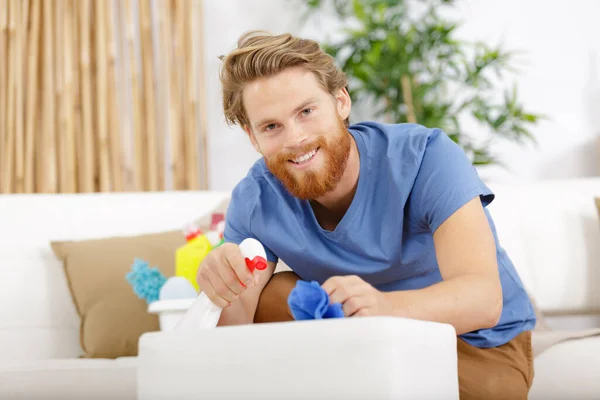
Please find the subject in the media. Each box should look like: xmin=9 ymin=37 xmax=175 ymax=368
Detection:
xmin=303 ymin=0 xmax=542 ymax=166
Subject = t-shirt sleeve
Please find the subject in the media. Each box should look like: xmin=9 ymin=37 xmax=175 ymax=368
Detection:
xmin=223 ymin=180 xmax=279 ymax=263
xmin=409 ymin=129 xmax=495 ymax=233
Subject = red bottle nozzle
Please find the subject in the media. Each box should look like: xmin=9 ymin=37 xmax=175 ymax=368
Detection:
xmin=245 ymin=256 xmax=268 ymax=272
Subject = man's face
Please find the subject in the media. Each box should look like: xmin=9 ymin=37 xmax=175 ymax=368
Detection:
xmin=242 ymin=67 xmax=352 ymax=200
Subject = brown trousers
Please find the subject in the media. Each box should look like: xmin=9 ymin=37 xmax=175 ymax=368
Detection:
xmin=254 ymin=271 xmax=534 ymax=400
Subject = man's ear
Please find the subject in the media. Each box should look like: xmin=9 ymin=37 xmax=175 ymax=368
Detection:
xmin=335 ymin=87 xmax=352 ymax=121
xmin=243 ymin=125 xmax=261 ymax=153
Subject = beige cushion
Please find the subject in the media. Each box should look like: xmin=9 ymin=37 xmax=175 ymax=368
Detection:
xmin=51 ymin=231 xmax=185 ymax=359
xmin=0 ymin=357 xmax=137 ymax=400
xmin=50 ymin=199 xmax=230 ymax=359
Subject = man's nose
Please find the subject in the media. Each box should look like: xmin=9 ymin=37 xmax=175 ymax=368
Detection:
xmin=284 ymin=123 xmax=308 ymax=148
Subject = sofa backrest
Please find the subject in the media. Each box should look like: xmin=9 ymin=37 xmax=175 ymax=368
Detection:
xmin=0 ymin=191 xmax=230 ymax=363
xmin=486 ymin=177 xmax=600 ymax=314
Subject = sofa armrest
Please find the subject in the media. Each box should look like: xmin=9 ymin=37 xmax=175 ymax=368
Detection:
xmin=137 ymin=317 xmax=458 ymax=400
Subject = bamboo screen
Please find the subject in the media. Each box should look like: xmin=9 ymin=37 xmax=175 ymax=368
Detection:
xmin=0 ymin=0 xmax=209 ymax=194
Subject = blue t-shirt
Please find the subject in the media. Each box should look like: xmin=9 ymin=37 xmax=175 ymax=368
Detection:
xmin=224 ymin=121 xmax=537 ymax=348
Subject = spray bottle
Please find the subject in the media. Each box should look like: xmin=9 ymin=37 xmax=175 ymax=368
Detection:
xmin=173 ymin=238 xmax=267 ymax=331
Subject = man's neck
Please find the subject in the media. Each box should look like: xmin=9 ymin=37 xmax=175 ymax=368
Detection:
xmin=312 ymin=136 xmax=360 ymax=223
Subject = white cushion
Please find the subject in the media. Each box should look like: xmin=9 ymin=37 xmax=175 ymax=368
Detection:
xmin=487 ymin=178 xmax=600 ymax=312
xmin=0 ymin=357 xmax=137 ymax=400
xmin=0 ymin=191 xmax=230 ymax=362
xmin=137 ymin=317 xmax=459 ymax=400
xmin=530 ymin=336 xmax=600 ymax=400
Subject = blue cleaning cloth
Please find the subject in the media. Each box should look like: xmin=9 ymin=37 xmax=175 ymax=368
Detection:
xmin=287 ymin=280 xmax=345 ymax=320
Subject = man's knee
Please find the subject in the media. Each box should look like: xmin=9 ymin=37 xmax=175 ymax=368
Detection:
xmin=457 ymin=334 xmax=532 ymax=400
xmin=459 ymin=370 xmax=529 ymax=400
xmin=254 ymin=271 xmax=301 ymax=323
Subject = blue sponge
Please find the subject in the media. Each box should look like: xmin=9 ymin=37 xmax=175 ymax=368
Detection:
xmin=287 ymin=280 xmax=345 ymax=320
xmin=125 ymin=258 xmax=167 ymax=304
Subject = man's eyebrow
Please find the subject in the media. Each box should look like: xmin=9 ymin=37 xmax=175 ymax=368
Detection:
xmin=292 ymin=97 xmax=318 ymax=114
xmin=254 ymin=98 xmax=318 ymax=129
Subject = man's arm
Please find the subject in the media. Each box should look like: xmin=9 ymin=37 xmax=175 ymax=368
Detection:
xmin=385 ymin=196 xmax=503 ymax=334
xmin=217 ymin=261 xmax=277 ymax=326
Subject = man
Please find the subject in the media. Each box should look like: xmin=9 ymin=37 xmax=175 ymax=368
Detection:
xmin=197 ymin=30 xmax=536 ymax=399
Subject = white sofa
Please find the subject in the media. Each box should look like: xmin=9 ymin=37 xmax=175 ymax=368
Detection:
xmin=0 ymin=177 xmax=599 ymax=399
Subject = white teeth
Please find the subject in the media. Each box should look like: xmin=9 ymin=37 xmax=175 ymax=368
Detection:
xmin=292 ymin=149 xmax=317 ymax=164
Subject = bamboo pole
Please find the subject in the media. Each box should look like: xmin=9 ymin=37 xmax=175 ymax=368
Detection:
xmin=0 ymin=0 xmax=8 ymax=192
xmin=139 ymin=0 xmax=157 ymax=191
xmin=125 ymin=0 xmax=145 ymax=191
xmin=79 ymin=0 xmax=94 ymax=192
xmin=183 ymin=0 xmax=199 ymax=190
xmin=170 ymin=0 xmax=184 ymax=190
xmin=13 ymin=0 xmax=28 ymax=193
xmin=61 ymin=0 xmax=76 ymax=193
xmin=89 ymin=4 xmax=98 ymax=192
xmin=152 ymin=0 xmax=165 ymax=191
xmin=55 ymin=0 xmax=67 ymax=193
xmin=24 ymin=0 xmax=41 ymax=193
xmin=194 ymin=0 xmax=209 ymax=190
xmin=2 ymin=0 xmax=16 ymax=193
xmin=34 ymin=0 xmax=44 ymax=192
xmin=56 ymin=0 xmax=66 ymax=192
xmin=39 ymin=0 xmax=57 ymax=193
xmin=115 ymin=0 xmax=134 ymax=191
xmin=159 ymin=0 xmax=173 ymax=189
xmin=106 ymin=0 xmax=123 ymax=192
xmin=73 ymin=0 xmax=83 ymax=193
xmin=95 ymin=0 xmax=110 ymax=192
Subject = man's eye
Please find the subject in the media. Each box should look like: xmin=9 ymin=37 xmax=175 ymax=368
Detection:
xmin=265 ymin=124 xmax=277 ymax=131
xmin=302 ymin=108 xmax=313 ymax=116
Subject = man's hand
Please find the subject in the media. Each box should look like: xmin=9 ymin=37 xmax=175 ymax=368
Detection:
xmin=196 ymin=242 xmax=258 ymax=308
xmin=197 ymin=242 xmax=276 ymax=326
xmin=322 ymin=275 xmax=393 ymax=317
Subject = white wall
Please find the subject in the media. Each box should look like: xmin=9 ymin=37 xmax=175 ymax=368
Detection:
xmin=202 ymin=0 xmax=600 ymax=191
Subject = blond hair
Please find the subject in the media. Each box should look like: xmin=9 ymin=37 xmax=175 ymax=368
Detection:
xmin=219 ymin=31 xmax=348 ymax=129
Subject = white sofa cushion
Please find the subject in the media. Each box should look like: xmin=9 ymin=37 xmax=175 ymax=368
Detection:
xmin=487 ymin=178 xmax=600 ymax=313
xmin=137 ymin=317 xmax=459 ymax=400
xmin=530 ymin=336 xmax=600 ymax=400
xmin=0 ymin=357 xmax=137 ymax=400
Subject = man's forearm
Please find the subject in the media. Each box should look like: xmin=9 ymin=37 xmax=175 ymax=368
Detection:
xmin=385 ymin=274 xmax=503 ymax=335
xmin=217 ymin=297 xmax=256 ymax=326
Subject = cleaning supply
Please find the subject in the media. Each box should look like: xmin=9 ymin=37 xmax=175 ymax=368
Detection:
xmin=174 ymin=238 xmax=268 ymax=331
xmin=175 ymin=223 xmax=222 ymax=291
xmin=125 ymin=259 xmax=168 ymax=304
xmin=159 ymin=276 xmax=198 ymax=300
xmin=287 ymin=280 xmax=345 ymax=320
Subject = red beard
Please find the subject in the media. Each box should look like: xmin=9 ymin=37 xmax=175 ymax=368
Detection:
xmin=264 ymin=118 xmax=351 ymax=200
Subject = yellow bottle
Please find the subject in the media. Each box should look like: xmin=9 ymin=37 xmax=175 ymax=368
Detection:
xmin=175 ymin=225 xmax=214 ymax=292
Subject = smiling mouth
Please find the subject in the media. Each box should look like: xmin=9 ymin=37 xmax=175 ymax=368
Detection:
xmin=289 ymin=147 xmax=319 ymax=165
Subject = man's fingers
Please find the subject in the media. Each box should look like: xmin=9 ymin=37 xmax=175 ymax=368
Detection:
xmin=354 ymin=308 xmax=370 ymax=317
xmin=322 ymin=276 xmax=345 ymax=295
xmin=216 ymin=258 xmax=247 ymax=296
xmin=324 ymin=275 xmax=365 ymax=304
xmin=200 ymin=275 xmax=231 ymax=309
xmin=224 ymin=245 xmax=255 ymax=288
xmin=342 ymin=296 xmax=366 ymax=317
xmin=206 ymin=266 xmax=238 ymax=305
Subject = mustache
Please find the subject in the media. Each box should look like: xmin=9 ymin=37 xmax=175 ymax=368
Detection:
xmin=276 ymin=137 xmax=327 ymax=161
